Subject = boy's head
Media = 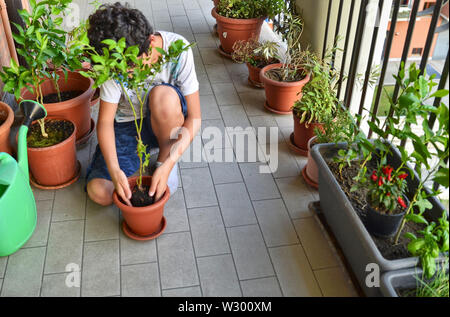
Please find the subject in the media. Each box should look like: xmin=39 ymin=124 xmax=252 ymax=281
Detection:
xmin=88 ymin=2 xmax=153 ymax=56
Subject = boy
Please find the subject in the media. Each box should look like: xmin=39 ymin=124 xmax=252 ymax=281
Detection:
xmin=86 ymin=2 xmax=201 ymax=206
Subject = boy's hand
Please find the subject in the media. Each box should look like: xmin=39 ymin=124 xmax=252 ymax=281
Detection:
xmin=149 ymin=161 xmax=172 ymax=201
xmin=111 ymin=169 xmax=132 ymax=206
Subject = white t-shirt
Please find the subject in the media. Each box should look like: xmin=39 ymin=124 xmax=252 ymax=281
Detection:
xmin=100 ymin=31 xmax=199 ymax=122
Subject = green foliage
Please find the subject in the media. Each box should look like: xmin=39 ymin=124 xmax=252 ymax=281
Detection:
xmin=231 ymin=38 xmax=279 ymax=68
xmin=406 ymin=212 xmax=449 ymax=279
xmin=80 ymin=37 xmax=190 ymax=188
xmin=411 ymin=259 xmax=449 ymax=297
xmin=217 ymin=0 xmax=286 ymax=19
xmin=314 ymin=106 xmax=357 ymax=145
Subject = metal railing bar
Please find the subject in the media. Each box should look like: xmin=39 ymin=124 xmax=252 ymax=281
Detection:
xmin=428 ymin=50 xmax=449 ymax=129
xmin=419 ymin=0 xmax=444 ymax=74
xmin=331 ymin=0 xmax=345 ymax=68
xmin=322 ymin=0 xmax=333 ymax=59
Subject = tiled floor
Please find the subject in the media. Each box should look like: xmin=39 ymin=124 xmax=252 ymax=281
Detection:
xmin=0 ymin=0 xmax=358 ymax=297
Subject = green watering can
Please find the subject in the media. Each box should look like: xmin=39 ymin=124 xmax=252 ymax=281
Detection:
xmin=0 ymin=100 xmax=47 ymax=256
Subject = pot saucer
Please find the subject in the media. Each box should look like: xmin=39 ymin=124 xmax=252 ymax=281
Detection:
xmin=76 ymin=118 xmax=95 ymax=147
xmin=30 ymin=160 xmax=81 ymax=190
xmin=122 ymin=216 xmax=167 ymax=241
xmin=263 ymin=101 xmax=292 ymax=115
xmin=288 ymin=132 xmax=308 ymax=156
xmin=218 ymin=45 xmax=232 ymax=59
xmin=302 ymin=165 xmax=318 ymax=189
xmin=248 ymin=76 xmax=264 ymax=89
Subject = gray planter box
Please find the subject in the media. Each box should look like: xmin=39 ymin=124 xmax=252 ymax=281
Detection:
xmin=311 ymin=142 xmax=448 ymax=297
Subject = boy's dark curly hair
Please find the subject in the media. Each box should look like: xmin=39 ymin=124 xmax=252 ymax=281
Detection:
xmin=88 ymin=2 xmax=153 ymax=56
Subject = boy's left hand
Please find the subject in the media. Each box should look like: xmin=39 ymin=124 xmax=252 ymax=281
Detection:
xmin=149 ymin=161 xmax=172 ymax=201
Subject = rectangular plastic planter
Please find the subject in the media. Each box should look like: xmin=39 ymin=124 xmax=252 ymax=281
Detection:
xmin=311 ymin=142 xmax=448 ymax=297
xmin=381 ymin=267 xmax=449 ymax=297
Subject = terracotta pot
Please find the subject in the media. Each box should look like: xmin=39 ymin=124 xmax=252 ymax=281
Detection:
xmin=303 ymin=136 xmax=319 ymax=189
xmin=27 ymin=118 xmax=78 ymax=187
xmin=211 ymin=8 xmax=265 ymax=55
xmin=90 ymin=88 xmax=100 ymax=107
xmin=292 ymin=112 xmax=324 ymax=156
xmin=0 ymin=102 xmax=14 ymax=155
xmin=246 ymin=63 xmax=264 ymax=88
xmin=113 ymin=176 xmax=170 ymax=237
xmin=20 ymin=70 xmax=95 ymax=141
xmin=260 ymin=63 xmax=310 ymax=114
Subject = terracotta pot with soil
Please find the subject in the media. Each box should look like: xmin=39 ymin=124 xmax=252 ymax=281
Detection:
xmin=27 ymin=118 xmax=80 ymax=189
xmin=113 ymin=175 xmax=170 ymax=241
xmin=0 ymin=102 xmax=14 ymax=155
xmin=247 ymin=63 xmax=265 ymax=88
xmin=290 ymin=111 xmax=324 ymax=157
xmin=260 ymin=63 xmax=310 ymax=114
xmin=212 ymin=8 xmax=265 ymax=57
xmin=20 ymin=70 xmax=95 ymax=145
xmin=302 ymin=136 xmax=319 ymax=189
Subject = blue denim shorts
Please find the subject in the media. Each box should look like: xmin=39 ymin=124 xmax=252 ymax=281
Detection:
xmin=86 ymin=83 xmax=188 ymax=184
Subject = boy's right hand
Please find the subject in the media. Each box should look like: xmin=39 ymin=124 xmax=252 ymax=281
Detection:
xmin=111 ymin=169 xmax=132 ymax=206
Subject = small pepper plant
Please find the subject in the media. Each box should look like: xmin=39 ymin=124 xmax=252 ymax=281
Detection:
xmin=79 ymin=37 xmax=190 ymax=190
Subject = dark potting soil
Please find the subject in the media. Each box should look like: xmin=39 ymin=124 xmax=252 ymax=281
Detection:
xmin=265 ymin=68 xmax=307 ymax=82
xmin=0 ymin=119 xmax=5 ymax=126
xmin=42 ymin=90 xmax=84 ymax=103
xmin=130 ymin=184 xmax=155 ymax=207
xmin=326 ymin=159 xmax=426 ymax=261
xmin=27 ymin=120 xmax=74 ymax=148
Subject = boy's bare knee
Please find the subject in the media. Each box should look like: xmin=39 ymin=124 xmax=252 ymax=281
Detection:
xmin=149 ymin=86 xmax=181 ymax=120
xmin=87 ymin=179 xmax=114 ymax=206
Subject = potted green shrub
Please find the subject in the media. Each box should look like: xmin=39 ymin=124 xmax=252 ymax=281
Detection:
xmin=9 ymin=0 xmax=95 ymax=144
xmin=80 ymin=37 xmax=189 ymax=240
xmin=260 ymin=5 xmax=311 ymax=114
xmin=231 ymin=37 xmax=279 ymax=88
xmin=310 ymin=63 xmax=449 ymax=296
xmin=212 ymin=0 xmax=286 ymax=56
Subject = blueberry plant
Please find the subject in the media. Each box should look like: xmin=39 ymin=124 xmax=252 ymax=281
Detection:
xmin=79 ymin=37 xmax=190 ymax=190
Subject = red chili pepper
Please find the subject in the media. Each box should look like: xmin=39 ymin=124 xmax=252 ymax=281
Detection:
xmin=378 ymin=177 xmax=384 ymax=186
xmin=398 ymin=173 xmax=408 ymax=180
xmin=398 ymin=197 xmax=407 ymax=208
xmin=387 ymin=192 xmax=391 ymax=196
xmin=371 ymin=174 xmax=378 ymax=182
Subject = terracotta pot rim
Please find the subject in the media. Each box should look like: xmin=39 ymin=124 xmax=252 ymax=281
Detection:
xmin=292 ymin=111 xmax=324 ymax=127
xmin=211 ymin=7 xmax=266 ymax=23
xmin=27 ymin=118 xmax=76 ymax=152
xmin=113 ymin=175 xmax=170 ymax=212
xmin=261 ymin=63 xmax=311 ymax=87
xmin=0 ymin=102 xmax=14 ymax=134
xmin=19 ymin=70 xmax=95 ymax=107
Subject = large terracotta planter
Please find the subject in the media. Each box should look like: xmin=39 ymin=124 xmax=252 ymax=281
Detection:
xmin=0 ymin=102 xmax=14 ymax=155
xmin=113 ymin=176 xmax=170 ymax=240
xmin=27 ymin=118 xmax=79 ymax=189
xmin=260 ymin=63 xmax=311 ymax=115
xmin=289 ymin=112 xmax=324 ymax=157
xmin=302 ymin=136 xmax=319 ymax=189
xmin=247 ymin=63 xmax=264 ymax=88
xmin=212 ymin=8 xmax=265 ymax=55
xmin=20 ymin=70 xmax=95 ymax=143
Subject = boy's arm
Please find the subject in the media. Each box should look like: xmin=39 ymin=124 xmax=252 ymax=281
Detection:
xmin=97 ymin=100 xmax=132 ymax=206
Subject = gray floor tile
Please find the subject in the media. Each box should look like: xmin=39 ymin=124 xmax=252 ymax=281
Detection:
xmin=194 ymin=32 xmax=218 ymax=48
xmin=84 ymin=200 xmax=119 ymax=242
xmin=31 ymin=186 xmax=55 ymax=201
xmin=164 ymin=188 xmax=189 ymax=234
xmin=275 ymin=176 xmax=315 ymax=219
xmin=253 ymin=199 xmax=299 ymax=247
xmin=249 ymin=115 xmax=284 ymax=145
xmin=227 ymin=225 xmax=274 ymax=280
xmin=314 ymin=267 xmax=358 ymax=297
xmin=212 ymin=83 xmax=241 ymax=106
xmin=208 ymin=154 xmax=243 ymax=185
xmin=232 ymin=72 xmax=259 ymax=93
xmin=52 ymin=180 xmax=86 ymax=221
xmin=239 ymin=163 xmax=280 ymax=201
xmin=197 ymin=254 xmax=241 ymax=297
xmin=188 ymin=206 xmax=229 ymax=257
xmin=239 ymin=91 xmax=269 ymax=116
xmin=215 ymin=183 xmax=257 ymax=227
xmin=82 ymin=240 xmax=120 ymax=297
xmin=240 ymin=277 xmax=282 ymax=297
xmin=220 ymin=105 xmax=250 ymax=128
xmin=168 ymin=5 xmax=186 ymax=16
xmin=269 ymin=142 xmax=301 ymax=178
xmin=189 ymin=18 xmax=210 ymax=34
xmin=157 ymin=232 xmax=199 ymax=289
xmin=269 ymin=245 xmax=322 ymax=297
xmin=198 ymin=74 xmax=213 ymax=95
xmin=200 ymin=94 xmax=222 ymax=120
xmin=23 ymin=200 xmax=52 ymax=248
xmin=230 ymin=128 xmax=268 ymax=164
xmin=202 ymin=119 xmax=233 ymax=149
xmin=1 ymin=247 xmax=46 ymax=297
xmin=200 ymin=47 xmax=224 ymax=65
xmin=205 ymin=64 xmax=232 ymax=83
xmin=0 ymin=257 xmax=6 ymax=278
xmin=179 ymin=140 xmax=209 ymax=169
xmin=41 ymin=273 xmax=80 ymax=297
xmin=120 ymin=229 xmax=157 ymax=266
xmin=293 ymin=218 xmax=339 ymax=270
xmin=45 ymin=220 xmax=84 ymax=274
xmin=162 ymin=286 xmax=202 ymax=297
xmin=181 ymin=167 xmax=217 ymax=208
xmin=121 ymin=263 xmax=161 ymax=297
xmin=172 ymin=15 xmax=191 ymax=29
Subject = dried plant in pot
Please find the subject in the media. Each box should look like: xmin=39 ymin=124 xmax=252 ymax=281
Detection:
xmin=0 ymin=0 xmax=95 ymax=146
xmin=81 ymin=37 xmax=190 ymax=240
xmin=232 ymin=38 xmax=279 ymax=88
xmin=212 ymin=0 xmax=286 ymax=57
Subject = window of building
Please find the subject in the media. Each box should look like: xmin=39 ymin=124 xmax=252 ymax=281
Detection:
xmin=412 ymin=47 xmax=423 ymax=55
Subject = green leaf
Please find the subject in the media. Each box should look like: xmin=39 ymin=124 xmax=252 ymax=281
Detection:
xmin=433 ymin=167 xmax=449 ymax=188
xmin=430 ymin=89 xmax=449 ymax=98
xmin=414 ymin=197 xmax=433 ymax=213
xmin=405 ymin=213 xmax=428 ymax=225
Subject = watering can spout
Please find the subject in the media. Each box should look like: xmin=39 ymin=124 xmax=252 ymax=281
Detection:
xmin=17 ymin=100 xmax=47 ymax=179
